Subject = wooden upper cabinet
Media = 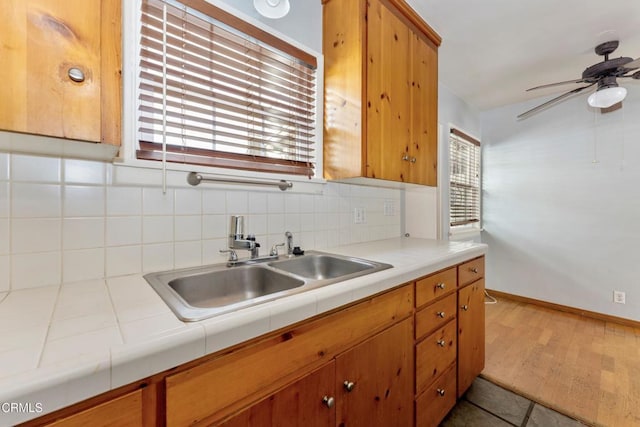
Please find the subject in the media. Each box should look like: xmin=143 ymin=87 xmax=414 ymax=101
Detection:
xmin=0 ymin=0 xmax=121 ymax=145
xmin=323 ymin=0 xmax=440 ymax=186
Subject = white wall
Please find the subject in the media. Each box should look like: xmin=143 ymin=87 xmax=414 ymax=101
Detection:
xmin=215 ymin=0 xmax=322 ymax=52
xmin=481 ymin=88 xmax=640 ymax=321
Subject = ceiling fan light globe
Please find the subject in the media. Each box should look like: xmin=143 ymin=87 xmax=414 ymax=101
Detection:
xmin=587 ymin=86 xmax=627 ymax=108
xmin=253 ymin=0 xmax=290 ymax=19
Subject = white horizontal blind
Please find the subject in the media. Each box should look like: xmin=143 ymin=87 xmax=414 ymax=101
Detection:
xmin=449 ymin=128 xmax=481 ymax=227
xmin=137 ymin=0 xmax=317 ymax=176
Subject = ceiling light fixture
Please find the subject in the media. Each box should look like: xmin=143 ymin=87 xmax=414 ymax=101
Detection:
xmin=253 ymin=0 xmax=290 ymax=19
xmin=587 ymin=77 xmax=627 ymax=108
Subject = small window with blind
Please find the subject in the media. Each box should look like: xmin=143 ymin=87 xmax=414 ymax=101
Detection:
xmin=449 ymin=128 xmax=481 ymax=228
xmin=136 ymin=0 xmax=318 ymax=177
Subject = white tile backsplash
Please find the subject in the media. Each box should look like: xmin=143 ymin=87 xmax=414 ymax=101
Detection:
xmin=0 ymin=153 xmax=9 ymax=181
xmin=106 ymin=216 xmax=142 ymax=246
xmin=63 ymin=218 xmax=105 ymax=250
xmin=63 ymin=185 xmax=105 ymax=217
xmin=12 ymin=183 xmax=61 ymax=218
xmin=106 ymin=245 xmax=142 ymax=277
xmin=107 ymin=186 xmax=142 ymax=216
xmin=143 ymin=187 xmax=174 ymax=215
xmin=0 ymin=218 xmax=8 ymax=254
xmin=12 ymin=252 xmax=61 ymax=289
xmin=0 ymin=182 xmax=8 ymax=217
xmin=63 ymin=159 xmax=106 ymax=185
xmin=63 ymin=248 xmax=105 ymax=283
xmin=11 ymin=218 xmax=61 ymax=253
xmin=143 ymin=216 xmax=174 ymax=243
xmin=2 ymin=154 xmax=405 ymax=289
xmin=11 ymin=154 xmax=61 ymax=183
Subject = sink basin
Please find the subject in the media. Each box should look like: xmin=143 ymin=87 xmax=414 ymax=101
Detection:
xmin=144 ymin=251 xmax=392 ymax=321
xmin=268 ymin=254 xmax=376 ymax=280
xmin=168 ymin=266 xmax=304 ymax=308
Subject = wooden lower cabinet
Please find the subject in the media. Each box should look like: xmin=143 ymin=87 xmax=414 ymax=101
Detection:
xmin=335 ymin=318 xmax=414 ymax=427
xmin=23 ymin=255 xmax=487 ymax=427
xmin=415 ymin=364 xmax=456 ymax=427
xmin=219 ymin=318 xmax=414 ymax=427
xmin=457 ymin=277 xmax=486 ymax=397
xmin=218 ymin=362 xmax=336 ymax=427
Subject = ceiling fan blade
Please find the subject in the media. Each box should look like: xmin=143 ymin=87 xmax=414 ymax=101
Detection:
xmin=525 ymin=79 xmax=585 ymax=92
xmin=517 ymin=83 xmax=596 ymax=120
xmin=601 ymin=102 xmax=622 ymax=114
xmin=623 ymin=57 xmax=640 ymax=70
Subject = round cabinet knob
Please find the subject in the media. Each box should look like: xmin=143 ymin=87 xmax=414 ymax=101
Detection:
xmin=470 ymin=267 xmax=479 ymax=273
xmin=437 ymin=311 xmax=446 ymax=318
xmin=436 ymin=283 xmax=446 ymax=290
xmin=410 ymin=157 xmax=417 ymax=163
xmin=322 ymin=396 xmax=335 ymax=408
xmin=68 ymin=67 xmax=85 ymax=83
xmin=461 ymin=305 xmax=469 ymax=311
xmin=401 ymin=154 xmax=410 ymax=161
xmin=437 ymin=339 xmax=446 ymax=347
xmin=343 ymin=380 xmax=356 ymax=392
xmin=437 ymin=388 xmax=446 ymax=397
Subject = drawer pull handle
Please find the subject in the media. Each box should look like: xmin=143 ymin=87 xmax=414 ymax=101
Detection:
xmin=343 ymin=380 xmax=356 ymax=392
xmin=437 ymin=388 xmax=446 ymax=397
xmin=437 ymin=311 xmax=446 ymax=318
xmin=470 ymin=267 xmax=479 ymax=273
xmin=437 ymin=339 xmax=446 ymax=347
xmin=461 ymin=305 xmax=469 ymax=311
xmin=322 ymin=396 xmax=335 ymax=408
xmin=436 ymin=282 xmax=446 ymax=290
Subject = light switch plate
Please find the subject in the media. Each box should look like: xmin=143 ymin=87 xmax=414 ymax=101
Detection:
xmin=354 ymin=207 xmax=366 ymax=224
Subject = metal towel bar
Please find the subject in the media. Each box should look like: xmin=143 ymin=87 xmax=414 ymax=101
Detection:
xmin=187 ymin=172 xmax=293 ymax=191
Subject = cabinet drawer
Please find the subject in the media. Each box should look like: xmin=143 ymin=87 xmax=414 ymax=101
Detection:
xmin=415 ymin=293 xmax=456 ymax=340
xmin=415 ymin=363 xmax=456 ymax=427
xmin=46 ymin=390 xmax=143 ymax=427
xmin=458 ymin=256 xmax=484 ymax=287
xmin=416 ymin=319 xmax=456 ymax=394
xmin=415 ymin=268 xmax=456 ymax=308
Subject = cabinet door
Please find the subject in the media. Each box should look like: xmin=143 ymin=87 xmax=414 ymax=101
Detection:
xmin=335 ymin=317 xmax=413 ymax=427
xmin=366 ymin=0 xmax=411 ymax=182
xmin=457 ymin=278 xmax=485 ymax=397
xmin=218 ymin=362 xmax=335 ymax=427
xmin=0 ymin=0 xmax=121 ymax=144
xmin=409 ymin=31 xmax=438 ymax=186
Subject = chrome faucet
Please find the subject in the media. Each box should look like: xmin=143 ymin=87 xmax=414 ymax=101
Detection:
xmin=223 ymin=216 xmax=259 ymax=260
xmin=285 ymin=231 xmax=293 ymax=255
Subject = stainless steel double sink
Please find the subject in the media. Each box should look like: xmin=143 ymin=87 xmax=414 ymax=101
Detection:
xmin=144 ymin=251 xmax=392 ymax=321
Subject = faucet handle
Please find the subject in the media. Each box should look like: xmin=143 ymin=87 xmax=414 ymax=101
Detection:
xmin=270 ymin=243 xmax=285 ymax=256
xmin=219 ymin=249 xmax=238 ymax=262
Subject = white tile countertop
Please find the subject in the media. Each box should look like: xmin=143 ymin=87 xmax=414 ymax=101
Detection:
xmin=0 ymin=237 xmax=486 ymax=426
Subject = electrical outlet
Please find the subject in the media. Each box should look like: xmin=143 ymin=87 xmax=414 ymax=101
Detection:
xmin=613 ymin=290 xmax=626 ymax=304
xmin=354 ymin=207 xmax=366 ymax=224
xmin=384 ymin=200 xmax=395 ymax=216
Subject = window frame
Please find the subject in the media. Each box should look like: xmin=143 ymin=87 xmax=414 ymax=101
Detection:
xmin=121 ymin=0 xmax=325 ymax=183
xmin=448 ymin=127 xmax=481 ymax=232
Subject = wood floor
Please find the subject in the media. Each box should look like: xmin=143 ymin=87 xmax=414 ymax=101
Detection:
xmin=482 ymin=296 xmax=640 ymax=427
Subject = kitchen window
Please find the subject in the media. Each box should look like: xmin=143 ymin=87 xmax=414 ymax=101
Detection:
xmin=449 ymin=128 xmax=481 ymax=228
xmin=135 ymin=0 xmax=318 ymax=177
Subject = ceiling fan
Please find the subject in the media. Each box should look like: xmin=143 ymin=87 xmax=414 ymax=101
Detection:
xmin=518 ymin=40 xmax=640 ymax=119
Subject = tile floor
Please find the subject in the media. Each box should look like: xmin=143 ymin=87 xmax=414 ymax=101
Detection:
xmin=441 ymin=377 xmax=588 ymax=427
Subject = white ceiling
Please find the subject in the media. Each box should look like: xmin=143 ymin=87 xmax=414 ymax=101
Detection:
xmin=407 ymin=0 xmax=640 ymax=112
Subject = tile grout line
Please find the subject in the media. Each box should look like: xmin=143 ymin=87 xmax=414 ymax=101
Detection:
xmin=462 ymin=396 xmax=524 ymax=427
xmin=520 ymin=401 xmax=536 ymax=427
